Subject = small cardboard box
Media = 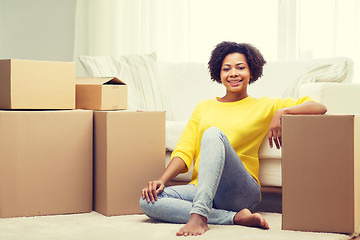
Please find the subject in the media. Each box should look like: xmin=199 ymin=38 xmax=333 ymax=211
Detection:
xmin=94 ymin=110 xmax=165 ymax=216
xmin=282 ymin=115 xmax=360 ymax=234
xmin=0 ymin=110 xmax=93 ymax=218
xmin=76 ymin=77 xmax=127 ymax=110
xmin=0 ymin=59 xmax=75 ymax=109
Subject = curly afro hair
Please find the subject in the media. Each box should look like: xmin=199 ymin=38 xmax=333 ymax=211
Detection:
xmin=208 ymin=41 xmax=266 ymax=84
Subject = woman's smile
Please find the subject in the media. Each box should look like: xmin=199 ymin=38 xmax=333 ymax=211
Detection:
xmin=227 ymin=79 xmax=243 ymax=86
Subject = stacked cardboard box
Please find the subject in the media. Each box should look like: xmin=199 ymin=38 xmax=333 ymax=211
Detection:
xmin=75 ymin=77 xmax=165 ymax=216
xmin=0 ymin=59 xmax=75 ymax=109
xmin=0 ymin=59 xmax=165 ymax=218
xmin=0 ymin=59 xmax=93 ymax=218
xmin=75 ymin=76 xmax=165 ymax=215
xmin=76 ymin=77 xmax=127 ymax=110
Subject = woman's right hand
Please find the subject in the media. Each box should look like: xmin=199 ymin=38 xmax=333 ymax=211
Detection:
xmin=141 ymin=156 xmax=187 ymax=203
xmin=141 ymin=180 xmax=165 ymax=203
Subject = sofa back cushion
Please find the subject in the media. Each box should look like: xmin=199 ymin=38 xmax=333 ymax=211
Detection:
xmin=248 ymin=57 xmax=353 ymax=99
xmin=159 ymin=62 xmax=225 ymax=121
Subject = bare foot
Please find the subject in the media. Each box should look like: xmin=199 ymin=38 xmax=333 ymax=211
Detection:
xmin=176 ymin=214 xmax=210 ymax=236
xmin=233 ymin=208 xmax=270 ymax=230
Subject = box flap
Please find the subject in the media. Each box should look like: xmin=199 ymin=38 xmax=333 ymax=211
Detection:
xmin=76 ymin=77 xmax=126 ymax=85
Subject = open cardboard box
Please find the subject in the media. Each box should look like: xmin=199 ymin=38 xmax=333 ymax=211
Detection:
xmin=0 ymin=59 xmax=75 ymax=109
xmin=76 ymin=77 xmax=127 ymax=110
xmin=282 ymin=115 xmax=360 ymax=234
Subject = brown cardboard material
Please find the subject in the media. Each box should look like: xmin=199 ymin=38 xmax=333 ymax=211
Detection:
xmin=0 ymin=59 xmax=75 ymax=109
xmin=76 ymin=77 xmax=127 ymax=110
xmin=282 ymin=115 xmax=360 ymax=234
xmin=94 ymin=110 xmax=165 ymax=216
xmin=0 ymin=110 xmax=93 ymax=218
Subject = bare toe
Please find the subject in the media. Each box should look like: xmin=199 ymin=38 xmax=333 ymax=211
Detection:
xmin=176 ymin=214 xmax=210 ymax=236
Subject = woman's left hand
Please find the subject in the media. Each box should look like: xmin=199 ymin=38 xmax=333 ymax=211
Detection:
xmin=268 ymin=109 xmax=285 ymax=149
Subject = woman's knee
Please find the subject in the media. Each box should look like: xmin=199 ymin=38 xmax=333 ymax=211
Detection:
xmin=201 ymin=127 xmax=224 ymax=145
xmin=139 ymin=196 xmax=152 ymax=214
xmin=139 ymin=196 xmax=166 ymax=221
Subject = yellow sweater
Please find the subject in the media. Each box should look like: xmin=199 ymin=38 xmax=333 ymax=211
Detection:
xmin=171 ymin=96 xmax=313 ymax=186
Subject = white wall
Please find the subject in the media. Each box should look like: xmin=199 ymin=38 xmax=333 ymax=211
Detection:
xmin=0 ymin=0 xmax=76 ymax=62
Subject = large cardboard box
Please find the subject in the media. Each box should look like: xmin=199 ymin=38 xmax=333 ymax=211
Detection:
xmin=76 ymin=77 xmax=127 ymax=110
xmin=94 ymin=111 xmax=165 ymax=216
xmin=282 ymin=115 xmax=360 ymax=234
xmin=0 ymin=59 xmax=75 ymax=109
xmin=0 ymin=110 xmax=93 ymax=218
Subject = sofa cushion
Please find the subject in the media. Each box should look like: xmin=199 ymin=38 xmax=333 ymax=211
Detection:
xmin=258 ymin=136 xmax=281 ymax=159
xmin=283 ymin=57 xmax=353 ymax=98
xmin=166 ymin=120 xmax=187 ymax=151
xmin=299 ymin=82 xmax=360 ymax=115
xmin=258 ymin=158 xmax=282 ymax=187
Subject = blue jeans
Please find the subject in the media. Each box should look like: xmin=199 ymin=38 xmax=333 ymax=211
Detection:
xmin=140 ymin=127 xmax=261 ymax=225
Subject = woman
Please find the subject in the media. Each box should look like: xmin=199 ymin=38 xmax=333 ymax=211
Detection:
xmin=140 ymin=41 xmax=327 ymax=236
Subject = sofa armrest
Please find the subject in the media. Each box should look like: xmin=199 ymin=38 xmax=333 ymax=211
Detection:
xmin=299 ymin=82 xmax=360 ymax=114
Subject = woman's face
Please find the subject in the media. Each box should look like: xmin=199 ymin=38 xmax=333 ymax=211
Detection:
xmin=220 ymin=53 xmax=251 ymax=94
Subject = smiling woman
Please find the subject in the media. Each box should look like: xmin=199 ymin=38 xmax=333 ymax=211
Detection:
xmin=140 ymin=41 xmax=327 ymax=236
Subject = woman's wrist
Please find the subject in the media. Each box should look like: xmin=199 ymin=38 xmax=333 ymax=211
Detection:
xmin=157 ymin=178 xmax=166 ymax=186
xmin=276 ymin=108 xmax=287 ymax=117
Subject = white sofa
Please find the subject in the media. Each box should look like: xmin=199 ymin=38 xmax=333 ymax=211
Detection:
xmin=79 ymin=55 xmax=360 ymax=187
xmin=161 ymin=57 xmax=360 ymax=187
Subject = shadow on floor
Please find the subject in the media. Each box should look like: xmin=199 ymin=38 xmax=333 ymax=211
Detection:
xmin=253 ymin=187 xmax=282 ymax=213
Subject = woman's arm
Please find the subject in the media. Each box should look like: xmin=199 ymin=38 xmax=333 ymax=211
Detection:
xmin=141 ymin=156 xmax=187 ymax=203
xmin=268 ymin=101 xmax=327 ymax=149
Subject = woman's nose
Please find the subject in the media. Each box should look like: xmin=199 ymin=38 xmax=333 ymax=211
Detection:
xmin=230 ymin=68 xmax=239 ymax=77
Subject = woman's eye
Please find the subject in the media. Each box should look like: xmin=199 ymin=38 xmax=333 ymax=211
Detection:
xmin=223 ymin=68 xmax=230 ymax=71
xmin=238 ymin=67 xmax=245 ymax=70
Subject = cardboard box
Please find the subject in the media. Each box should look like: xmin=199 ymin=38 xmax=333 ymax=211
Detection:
xmin=94 ymin=111 xmax=165 ymax=216
xmin=0 ymin=110 xmax=93 ymax=218
xmin=76 ymin=77 xmax=127 ymax=110
xmin=0 ymin=59 xmax=75 ymax=109
xmin=282 ymin=115 xmax=360 ymax=234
